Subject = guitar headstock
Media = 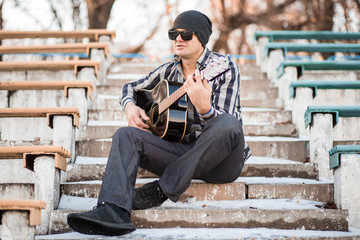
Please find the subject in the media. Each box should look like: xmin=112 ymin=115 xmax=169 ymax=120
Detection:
xmin=201 ymin=56 xmax=230 ymax=81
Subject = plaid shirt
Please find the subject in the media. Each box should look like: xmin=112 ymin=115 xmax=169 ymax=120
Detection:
xmin=120 ymin=48 xmax=243 ymax=141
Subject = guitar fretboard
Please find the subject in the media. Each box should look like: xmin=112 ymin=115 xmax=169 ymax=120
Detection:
xmin=158 ymin=84 xmax=186 ymax=114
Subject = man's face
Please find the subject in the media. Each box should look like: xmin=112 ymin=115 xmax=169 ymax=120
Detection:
xmin=170 ymin=28 xmax=204 ymax=59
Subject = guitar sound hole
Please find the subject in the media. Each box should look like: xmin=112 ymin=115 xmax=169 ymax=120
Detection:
xmin=150 ymin=104 xmax=160 ymax=125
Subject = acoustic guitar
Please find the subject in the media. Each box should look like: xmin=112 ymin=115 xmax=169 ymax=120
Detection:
xmin=136 ymin=57 xmax=230 ymax=142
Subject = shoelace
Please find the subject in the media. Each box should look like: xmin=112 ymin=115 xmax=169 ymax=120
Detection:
xmin=93 ymin=201 xmax=106 ymax=210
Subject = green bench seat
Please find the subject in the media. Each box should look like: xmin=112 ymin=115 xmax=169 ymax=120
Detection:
xmin=329 ymin=145 xmax=360 ymax=170
xmin=276 ymin=60 xmax=360 ymax=79
xmin=264 ymin=42 xmax=360 ymax=57
xmin=254 ymin=31 xmax=360 ymax=42
xmin=289 ymin=80 xmax=360 ymax=98
xmin=304 ymin=105 xmax=360 ymax=128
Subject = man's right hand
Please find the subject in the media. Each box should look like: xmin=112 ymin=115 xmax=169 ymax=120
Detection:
xmin=124 ymin=102 xmax=150 ymax=129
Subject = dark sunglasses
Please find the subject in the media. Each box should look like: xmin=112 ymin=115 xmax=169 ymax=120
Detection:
xmin=168 ymin=30 xmax=195 ymax=41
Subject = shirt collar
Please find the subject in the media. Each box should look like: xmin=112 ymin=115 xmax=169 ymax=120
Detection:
xmin=173 ymin=47 xmax=212 ymax=69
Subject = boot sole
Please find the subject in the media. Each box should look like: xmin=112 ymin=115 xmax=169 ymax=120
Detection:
xmin=67 ymin=213 xmax=136 ymax=236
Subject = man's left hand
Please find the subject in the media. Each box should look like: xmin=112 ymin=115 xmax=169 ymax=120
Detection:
xmin=184 ymin=69 xmax=212 ymax=115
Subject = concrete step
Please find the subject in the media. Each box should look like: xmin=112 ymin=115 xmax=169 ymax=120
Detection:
xmin=62 ymin=179 xmax=246 ymax=201
xmin=0 ymin=183 xmax=34 ymax=199
xmin=108 ymin=62 xmax=159 ymax=75
xmin=88 ymin=109 xmax=127 ymax=121
xmin=75 ymin=136 xmax=310 ymax=162
xmin=37 ymin=227 xmax=360 ymax=240
xmin=239 ymin=64 xmax=267 ymax=80
xmin=241 ymin=85 xmax=278 ymax=99
xmin=61 ymin=177 xmax=333 ymax=203
xmin=241 ymin=98 xmax=283 ymax=108
xmin=107 ymin=62 xmax=265 ymax=79
xmin=90 ymin=92 xmax=282 ymax=110
xmin=82 ymin=121 xmax=297 ymax=139
xmin=49 ymin=197 xmax=348 ymax=234
xmin=65 ymin=156 xmax=318 ymax=182
xmin=96 ymin=84 xmax=125 ymax=95
xmin=96 ymin=82 xmax=278 ymax=100
xmin=242 ymin=107 xmax=292 ymax=124
xmin=87 ymin=107 xmax=292 ymax=125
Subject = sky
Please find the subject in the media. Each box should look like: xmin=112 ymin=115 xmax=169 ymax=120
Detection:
xmin=2 ymin=0 xmax=359 ymax=59
xmin=2 ymin=0 xmax=210 ymax=58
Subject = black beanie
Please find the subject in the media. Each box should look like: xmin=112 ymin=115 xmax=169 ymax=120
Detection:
xmin=170 ymin=10 xmax=212 ymax=48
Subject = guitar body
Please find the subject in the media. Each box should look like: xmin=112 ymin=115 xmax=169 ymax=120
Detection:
xmin=135 ymin=56 xmax=230 ymax=142
xmin=136 ymin=80 xmax=189 ymax=142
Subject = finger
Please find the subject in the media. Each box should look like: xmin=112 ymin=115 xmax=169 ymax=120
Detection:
xmin=194 ymin=69 xmax=202 ymax=84
xmin=202 ymin=78 xmax=212 ymax=90
xmin=134 ymin=116 xmax=149 ymax=129
xmin=140 ymin=110 xmax=150 ymax=121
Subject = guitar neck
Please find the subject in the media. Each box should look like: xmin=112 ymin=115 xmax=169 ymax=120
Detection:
xmin=158 ymin=84 xmax=186 ymax=114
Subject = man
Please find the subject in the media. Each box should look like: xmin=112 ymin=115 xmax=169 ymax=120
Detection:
xmin=67 ymin=10 xmax=249 ymax=236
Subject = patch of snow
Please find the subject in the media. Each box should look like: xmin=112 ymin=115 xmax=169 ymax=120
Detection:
xmin=246 ymin=156 xmax=301 ymax=164
xmin=87 ymin=120 xmax=128 ymax=127
xmin=244 ymin=122 xmax=271 ymax=126
xmin=96 ymin=94 xmax=119 ymax=99
xmin=134 ymin=176 xmax=332 ymax=185
xmin=58 ymin=194 xmax=326 ymax=211
xmin=35 ymin=227 xmax=360 ymax=240
xmin=242 ymin=107 xmax=279 ymax=112
xmin=107 ymin=73 xmax=144 ymax=80
xmin=236 ymin=177 xmax=333 ymax=185
xmin=245 ymin=136 xmax=309 ymax=141
xmin=75 ymin=156 xmax=108 ymax=165
xmin=95 ymin=138 xmax=112 ymax=142
xmin=240 ymin=75 xmax=252 ymax=80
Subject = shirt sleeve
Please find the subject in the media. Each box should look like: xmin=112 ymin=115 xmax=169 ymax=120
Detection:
xmin=119 ymin=64 xmax=168 ymax=111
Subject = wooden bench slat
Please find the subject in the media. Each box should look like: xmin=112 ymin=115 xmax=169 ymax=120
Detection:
xmin=0 ymin=145 xmax=71 ymax=158
xmin=0 ymin=199 xmax=46 ymax=226
xmin=0 ymin=199 xmax=46 ymax=209
xmin=289 ymin=80 xmax=360 ymax=98
xmin=0 ymin=81 xmax=94 ymax=100
xmin=0 ymin=30 xmax=116 ymax=41
xmin=0 ymin=60 xmax=100 ymax=76
xmin=0 ymin=107 xmax=80 ymax=128
xmin=0 ymin=145 xmax=70 ymax=171
xmin=0 ymin=42 xmax=109 ymax=57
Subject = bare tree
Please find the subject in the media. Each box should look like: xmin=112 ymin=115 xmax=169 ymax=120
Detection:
xmin=71 ymin=0 xmax=82 ymax=30
xmin=87 ymin=0 xmax=115 ymax=29
xmin=48 ymin=0 xmax=63 ymax=30
xmin=0 ymin=0 xmax=3 ymax=30
xmin=209 ymin=0 xmax=360 ymax=54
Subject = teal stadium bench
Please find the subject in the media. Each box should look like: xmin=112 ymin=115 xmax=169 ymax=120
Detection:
xmin=329 ymin=144 xmax=360 ymax=228
xmin=329 ymin=145 xmax=360 ymax=170
xmin=289 ymin=80 xmax=360 ymax=99
xmin=304 ymin=105 xmax=360 ymax=129
xmin=255 ymin=30 xmax=360 ymax=72
xmin=305 ymin=106 xmax=360 ymax=181
xmin=276 ymin=60 xmax=360 ymax=79
xmin=254 ymin=31 xmax=360 ymax=42
xmin=264 ymin=42 xmax=360 ymax=58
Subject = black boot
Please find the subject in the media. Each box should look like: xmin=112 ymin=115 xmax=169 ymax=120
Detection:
xmin=67 ymin=202 xmax=135 ymax=236
xmin=132 ymin=180 xmax=168 ymax=210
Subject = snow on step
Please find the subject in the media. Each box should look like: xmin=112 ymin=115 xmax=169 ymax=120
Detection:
xmin=58 ymin=195 xmax=326 ymax=211
xmin=36 ymin=227 xmax=360 ymax=240
xmin=107 ymin=73 xmax=144 ymax=80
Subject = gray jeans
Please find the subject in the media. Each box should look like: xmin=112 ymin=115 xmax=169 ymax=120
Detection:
xmin=98 ymin=114 xmax=245 ymax=213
